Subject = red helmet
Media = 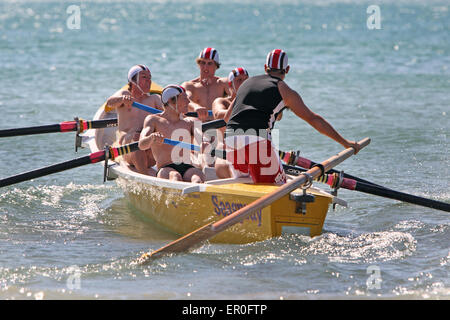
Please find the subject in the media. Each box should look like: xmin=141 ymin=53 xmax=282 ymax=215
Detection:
xmin=198 ymin=47 xmax=220 ymax=65
xmin=266 ymin=49 xmax=289 ymax=71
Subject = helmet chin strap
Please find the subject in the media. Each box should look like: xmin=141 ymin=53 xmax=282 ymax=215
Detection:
xmin=131 ymin=73 xmax=147 ymax=96
xmin=168 ymin=96 xmax=183 ymax=120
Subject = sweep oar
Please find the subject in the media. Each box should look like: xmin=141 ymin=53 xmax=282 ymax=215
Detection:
xmin=283 ymin=164 xmax=450 ymax=212
xmin=0 ymin=118 xmax=118 ymax=138
xmin=137 ymin=137 xmax=371 ymax=263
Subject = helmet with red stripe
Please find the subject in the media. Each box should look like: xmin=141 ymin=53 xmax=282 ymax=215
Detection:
xmin=266 ymin=49 xmax=289 ymax=71
xmin=228 ymin=67 xmax=249 ymax=87
xmin=228 ymin=67 xmax=249 ymax=84
xmin=197 ymin=47 xmax=220 ymax=67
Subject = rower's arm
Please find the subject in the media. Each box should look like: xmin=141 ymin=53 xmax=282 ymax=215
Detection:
xmin=106 ymin=90 xmax=131 ymax=110
xmin=278 ymin=81 xmax=359 ymax=152
xmin=138 ymin=115 xmax=157 ymax=150
xmin=212 ymin=98 xmax=228 ymax=120
xmin=223 ymin=98 xmax=235 ymax=123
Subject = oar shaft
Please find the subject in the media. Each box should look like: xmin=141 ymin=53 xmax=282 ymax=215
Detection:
xmin=283 ymin=163 xmax=450 ymax=212
xmin=0 ymin=142 xmax=140 ymax=188
xmin=132 ymin=102 xmax=213 ymax=117
xmin=0 ymin=123 xmax=67 ymax=137
xmin=279 ymin=150 xmax=382 ymax=187
xmin=0 ymin=153 xmax=102 ymax=188
xmin=0 ymin=118 xmax=118 ymax=138
xmin=353 ymin=181 xmax=450 ymax=212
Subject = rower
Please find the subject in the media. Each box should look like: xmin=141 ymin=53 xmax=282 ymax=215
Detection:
xmin=181 ymin=47 xmax=231 ymax=122
xmin=211 ymin=67 xmax=249 ymax=178
xmin=138 ymin=85 xmax=205 ymax=183
xmin=105 ymin=64 xmax=162 ymax=176
xmin=224 ymin=49 xmax=361 ymax=185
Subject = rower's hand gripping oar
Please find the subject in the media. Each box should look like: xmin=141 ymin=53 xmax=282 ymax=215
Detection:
xmin=136 ymin=138 xmax=371 ymax=264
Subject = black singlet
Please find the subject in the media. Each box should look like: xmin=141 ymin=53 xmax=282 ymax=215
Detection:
xmin=226 ymin=74 xmax=286 ymax=136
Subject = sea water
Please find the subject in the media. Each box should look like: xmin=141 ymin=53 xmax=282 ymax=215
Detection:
xmin=0 ymin=0 xmax=448 ymax=300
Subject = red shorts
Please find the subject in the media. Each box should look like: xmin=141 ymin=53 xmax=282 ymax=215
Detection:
xmin=224 ymin=135 xmax=286 ymax=184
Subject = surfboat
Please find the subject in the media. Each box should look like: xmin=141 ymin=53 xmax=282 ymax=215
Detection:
xmin=81 ymin=83 xmax=345 ymax=244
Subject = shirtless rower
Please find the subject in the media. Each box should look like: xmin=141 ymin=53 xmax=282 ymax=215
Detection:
xmin=181 ymin=48 xmax=230 ymax=122
xmin=138 ymin=85 xmax=205 ymax=183
xmin=211 ymin=67 xmax=249 ymax=178
xmin=105 ymin=64 xmax=162 ymax=176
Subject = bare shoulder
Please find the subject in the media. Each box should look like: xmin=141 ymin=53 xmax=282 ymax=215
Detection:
xmin=143 ymin=113 xmax=161 ymax=127
xmin=277 ymin=80 xmax=299 ymax=102
xmin=144 ymin=93 xmax=162 ymax=108
xmin=182 ymin=78 xmax=199 ymax=89
xmin=110 ymin=88 xmax=130 ymax=98
xmin=217 ymin=76 xmax=228 ymax=86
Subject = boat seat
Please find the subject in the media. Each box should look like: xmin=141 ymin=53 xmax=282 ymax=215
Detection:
xmin=203 ymin=166 xmax=218 ymax=181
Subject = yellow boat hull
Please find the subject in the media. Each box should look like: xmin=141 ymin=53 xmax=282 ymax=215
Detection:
xmin=117 ymin=175 xmax=332 ymax=244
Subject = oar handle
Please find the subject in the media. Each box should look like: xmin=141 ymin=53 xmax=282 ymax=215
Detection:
xmin=163 ymin=138 xmax=200 ymax=152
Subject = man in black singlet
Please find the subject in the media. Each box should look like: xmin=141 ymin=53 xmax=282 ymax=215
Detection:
xmin=223 ymin=49 xmax=361 ymax=184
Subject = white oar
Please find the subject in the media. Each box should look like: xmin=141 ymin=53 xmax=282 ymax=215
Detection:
xmin=136 ymin=137 xmax=371 ymax=264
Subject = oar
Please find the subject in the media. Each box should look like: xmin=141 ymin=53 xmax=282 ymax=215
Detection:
xmin=0 ymin=103 xmax=215 ymax=139
xmin=0 ymin=142 xmax=137 ymax=188
xmin=132 ymin=102 xmax=224 ymax=131
xmin=0 ymin=118 xmax=118 ymax=138
xmin=132 ymin=102 xmax=213 ymax=117
xmin=0 ymin=137 xmax=202 ymax=188
xmin=279 ymin=150 xmax=382 ymax=187
xmin=137 ymin=137 xmax=371 ymax=263
xmin=283 ymin=164 xmax=450 ymax=212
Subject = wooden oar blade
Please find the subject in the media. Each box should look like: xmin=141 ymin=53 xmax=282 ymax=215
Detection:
xmin=137 ymin=137 xmax=370 ymax=264
xmin=137 ymin=223 xmax=216 ymax=263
